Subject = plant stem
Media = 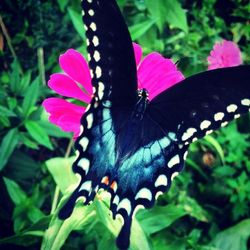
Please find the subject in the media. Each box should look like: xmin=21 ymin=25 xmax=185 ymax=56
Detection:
xmin=50 ymin=138 xmax=74 ymax=214
xmin=37 ymin=47 xmax=46 ymax=86
xmin=0 ymin=15 xmax=17 ymax=60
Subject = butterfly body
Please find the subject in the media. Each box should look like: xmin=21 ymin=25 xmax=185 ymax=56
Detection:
xmin=58 ymin=0 xmax=250 ymax=249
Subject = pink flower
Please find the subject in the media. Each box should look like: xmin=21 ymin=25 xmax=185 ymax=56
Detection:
xmin=43 ymin=44 xmax=184 ymax=137
xmin=207 ymin=40 xmax=242 ymax=70
xmin=42 ymin=49 xmax=93 ymax=138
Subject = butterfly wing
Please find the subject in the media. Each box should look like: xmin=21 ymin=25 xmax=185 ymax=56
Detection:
xmin=148 ymin=65 xmax=250 ymax=144
xmin=81 ymin=0 xmax=137 ymax=105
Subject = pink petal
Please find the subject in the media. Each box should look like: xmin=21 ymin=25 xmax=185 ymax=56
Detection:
xmin=48 ymin=73 xmax=91 ymax=103
xmin=42 ymin=98 xmax=85 ymax=115
xmin=57 ymin=114 xmax=81 ymax=133
xmin=133 ymin=42 xmax=143 ymax=66
xmin=59 ymin=49 xmax=93 ymax=95
xmin=138 ymin=52 xmax=184 ymax=100
xmin=207 ymin=40 xmax=242 ymax=70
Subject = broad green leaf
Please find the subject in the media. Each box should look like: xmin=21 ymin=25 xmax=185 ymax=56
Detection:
xmin=41 ymin=195 xmax=95 ymax=250
xmin=68 ymin=7 xmax=85 ymax=40
xmin=22 ymin=77 xmax=40 ymax=117
xmin=45 ymin=157 xmax=78 ymax=194
xmin=3 ymin=177 xmax=27 ymax=205
xmin=95 ymin=196 xmax=150 ymax=250
xmin=145 ymin=0 xmax=188 ymax=33
xmin=0 ymin=128 xmax=19 ymax=171
xmin=137 ymin=204 xmax=187 ymax=235
xmin=129 ymin=18 xmax=156 ymax=40
xmin=211 ymin=219 xmax=250 ymax=250
xmin=24 ymin=120 xmax=53 ymax=150
xmin=0 ymin=105 xmax=16 ymax=117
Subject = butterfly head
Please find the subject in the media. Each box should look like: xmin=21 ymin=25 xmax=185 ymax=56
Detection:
xmin=138 ymin=88 xmax=149 ymax=100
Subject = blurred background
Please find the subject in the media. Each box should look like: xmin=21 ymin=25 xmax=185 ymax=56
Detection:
xmin=0 ymin=0 xmax=250 ymax=249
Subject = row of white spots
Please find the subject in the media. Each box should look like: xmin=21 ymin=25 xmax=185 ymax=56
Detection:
xmin=181 ymin=99 xmax=250 ymax=143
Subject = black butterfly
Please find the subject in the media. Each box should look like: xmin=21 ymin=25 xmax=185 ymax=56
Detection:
xmin=58 ymin=0 xmax=250 ymax=249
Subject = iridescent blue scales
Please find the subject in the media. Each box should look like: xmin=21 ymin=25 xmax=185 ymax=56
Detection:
xmin=58 ymin=0 xmax=250 ymax=249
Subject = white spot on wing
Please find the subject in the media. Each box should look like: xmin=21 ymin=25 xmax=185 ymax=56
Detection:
xmin=171 ymin=172 xmax=179 ymax=181
xmin=117 ymin=198 xmax=132 ymax=215
xmin=135 ymin=188 xmax=152 ymax=201
xmin=90 ymin=22 xmax=97 ymax=31
xmin=234 ymin=114 xmax=240 ymax=119
xmin=155 ymin=191 xmax=163 ymax=200
xmin=79 ymin=137 xmax=89 ymax=151
xmin=200 ymin=120 xmax=211 ymax=130
xmin=92 ymin=36 xmax=99 ymax=46
xmin=182 ymin=128 xmax=197 ymax=141
xmin=86 ymin=113 xmax=93 ymax=129
xmin=155 ymin=175 xmax=168 ymax=187
xmin=93 ymin=51 xmax=100 ymax=62
xmin=214 ymin=112 xmax=224 ymax=121
xmin=79 ymin=125 xmax=84 ymax=135
xmin=98 ymin=82 xmax=105 ymax=99
xmin=95 ymin=66 xmax=102 ymax=78
xmin=113 ymin=195 xmax=119 ymax=206
xmin=79 ymin=180 xmax=92 ymax=192
xmin=168 ymin=155 xmax=180 ymax=168
xmin=184 ymin=151 xmax=188 ymax=160
xmin=221 ymin=121 xmax=228 ymax=127
xmin=241 ymin=99 xmax=250 ymax=106
xmin=227 ymin=104 xmax=237 ymax=113
xmin=78 ymin=158 xmax=90 ymax=174
xmin=88 ymin=9 xmax=94 ymax=16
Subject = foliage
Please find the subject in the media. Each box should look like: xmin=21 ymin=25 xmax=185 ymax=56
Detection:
xmin=0 ymin=0 xmax=250 ymax=249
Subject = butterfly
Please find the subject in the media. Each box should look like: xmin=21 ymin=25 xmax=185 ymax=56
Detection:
xmin=58 ymin=0 xmax=250 ymax=249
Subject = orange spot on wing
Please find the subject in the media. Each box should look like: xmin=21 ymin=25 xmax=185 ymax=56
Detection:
xmin=101 ymin=176 xmax=109 ymax=185
xmin=110 ymin=181 xmax=117 ymax=192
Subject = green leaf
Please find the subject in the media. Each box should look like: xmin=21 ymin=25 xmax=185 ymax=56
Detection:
xmin=211 ymin=219 xmax=250 ymax=250
xmin=38 ymin=120 xmax=71 ymax=138
xmin=10 ymin=59 xmax=21 ymax=93
xmin=68 ymin=7 xmax=85 ymax=40
xmin=3 ymin=177 xmax=27 ymax=205
xmin=19 ymin=132 xmax=39 ymax=149
xmin=57 ymin=0 xmax=69 ymax=11
xmin=137 ymin=204 xmax=187 ymax=235
xmin=0 ymin=105 xmax=16 ymax=117
xmin=20 ymin=70 xmax=31 ymax=93
xmin=45 ymin=157 xmax=78 ymax=194
xmin=41 ymin=195 xmax=95 ymax=250
xmin=145 ymin=0 xmax=188 ymax=33
xmin=22 ymin=77 xmax=40 ymax=118
xmin=129 ymin=18 xmax=156 ymax=40
xmin=0 ymin=128 xmax=19 ymax=171
xmin=24 ymin=120 xmax=53 ymax=150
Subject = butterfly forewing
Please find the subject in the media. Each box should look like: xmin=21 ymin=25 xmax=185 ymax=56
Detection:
xmin=149 ymin=66 xmax=250 ymax=144
xmin=81 ymin=0 xmax=138 ymax=105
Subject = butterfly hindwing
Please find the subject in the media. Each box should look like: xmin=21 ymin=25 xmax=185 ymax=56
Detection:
xmin=81 ymin=0 xmax=138 ymax=105
xmin=149 ymin=66 xmax=250 ymax=144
